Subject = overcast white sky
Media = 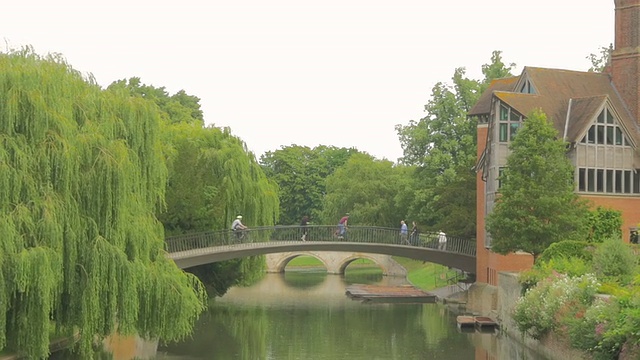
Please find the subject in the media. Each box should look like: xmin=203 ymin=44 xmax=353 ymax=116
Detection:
xmin=2 ymin=0 xmax=614 ymax=162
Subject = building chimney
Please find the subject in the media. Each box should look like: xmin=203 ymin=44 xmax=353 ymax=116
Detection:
xmin=611 ymin=0 xmax=640 ymax=123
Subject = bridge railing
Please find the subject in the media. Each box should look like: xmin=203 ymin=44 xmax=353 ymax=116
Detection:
xmin=164 ymin=225 xmax=476 ymax=257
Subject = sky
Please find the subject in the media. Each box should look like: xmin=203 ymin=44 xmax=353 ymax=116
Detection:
xmin=2 ymin=0 xmax=614 ymax=162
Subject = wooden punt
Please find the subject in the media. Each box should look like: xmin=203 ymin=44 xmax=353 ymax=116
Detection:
xmin=474 ymin=316 xmax=498 ymax=330
xmin=456 ymin=315 xmax=476 ymax=331
xmin=345 ymin=284 xmax=437 ymax=304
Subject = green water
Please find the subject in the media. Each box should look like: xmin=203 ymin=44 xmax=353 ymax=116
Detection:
xmin=157 ymin=270 xmax=547 ymax=360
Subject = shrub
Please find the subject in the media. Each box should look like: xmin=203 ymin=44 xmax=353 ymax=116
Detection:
xmin=519 ymin=256 xmax=590 ymax=294
xmin=585 ymin=207 xmax=623 ymax=243
xmin=513 ymin=273 xmax=600 ymax=340
xmin=567 ymin=296 xmax=620 ymax=358
xmin=598 ymin=282 xmax=629 ymax=297
xmin=518 ymin=265 xmax=553 ymax=295
xmin=546 ymin=256 xmax=591 ymax=277
xmin=606 ymin=307 xmax=640 ymax=350
xmin=538 ymin=240 xmax=593 ymax=263
xmin=592 ymin=238 xmax=637 ymax=282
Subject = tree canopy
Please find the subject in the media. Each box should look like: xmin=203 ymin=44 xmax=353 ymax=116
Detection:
xmin=109 ymin=78 xmax=279 ymax=297
xmin=260 ymin=145 xmax=358 ymax=225
xmin=320 ymin=153 xmax=412 ymax=227
xmin=0 ymin=49 xmax=206 ymax=359
xmin=396 ymin=51 xmax=514 ymax=237
xmin=485 ymin=109 xmax=589 ymax=260
xmin=587 ymin=44 xmax=613 ymax=73
xmin=108 ymin=77 xmax=204 ymax=124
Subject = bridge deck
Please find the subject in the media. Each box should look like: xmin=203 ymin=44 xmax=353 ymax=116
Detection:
xmin=166 ymin=226 xmax=477 ymax=273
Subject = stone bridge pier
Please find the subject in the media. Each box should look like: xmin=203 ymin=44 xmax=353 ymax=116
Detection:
xmin=265 ymin=251 xmax=408 ymax=277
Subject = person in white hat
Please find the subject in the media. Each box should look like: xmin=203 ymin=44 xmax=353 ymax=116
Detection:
xmin=231 ymin=215 xmax=248 ymax=240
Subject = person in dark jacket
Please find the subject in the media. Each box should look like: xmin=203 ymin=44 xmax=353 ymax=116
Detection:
xmin=410 ymin=221 xmax=419 ymax=245
xmin=300 ymin=216 xmax=310 ymax=241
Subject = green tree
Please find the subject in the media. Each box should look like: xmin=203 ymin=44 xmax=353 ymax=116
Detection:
xmin=260 ymin=145 xmax=358 ymax=225
xmin=110 ymin=79 xmax=279 ymax=297
xmin=587 ymin=44 xmax=613 ymax=73
xmin=592 ymin=238 xmax=636 ymax=280
xmin=480 ymin=50 xmax=516 ymax=89
xmin=396 ymin=51 xmax=514 ymax=237
xmin=159 ymin=123 xmax=279 ymax=234
xmin=320 ymin=153 xmax=412 ymax=226
xmin=585 ymin=206 xmax=623 ymax=243
xmin=109 ymin=77 xmax=204 ymax=124
xmin=0 ymin=49 xmax=206 ymax=359
xmin=486 ymin=109 xmax=589 ymax=261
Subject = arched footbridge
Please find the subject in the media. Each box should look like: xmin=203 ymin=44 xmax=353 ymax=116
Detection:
xmin=166 ymin=226 xmax=477 ymax=274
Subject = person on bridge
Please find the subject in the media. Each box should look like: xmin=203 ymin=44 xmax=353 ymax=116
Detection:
xmin=300 ymin=215 xmax=309 ymax=241
xmin=232 ymin=215 xmax=248 ymax=239
xmin=438 ymin=230 xmax=447 ymax=250
xmin=400 ymin=220 xmax=409 ymax=244
xmin=336 ymin=213 xmax=349 ymax=239
xmin=410 ymin=221 xmax=419 ymax=245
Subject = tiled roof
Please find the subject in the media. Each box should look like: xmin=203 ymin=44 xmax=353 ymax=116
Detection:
xmin=565 ymin=96 xmax=607 ymax=141
xmin=471 ymin=66 xmax=640 ymax=145
xmin=468 ymin=77 xmax=518 ymax=116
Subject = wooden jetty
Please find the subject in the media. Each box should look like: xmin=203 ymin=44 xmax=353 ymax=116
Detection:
xmin=474 ymin=316 xmax=498 ymax=330
xmin=456 ymin=315 xmax=499 ymax=332
xmin=456 ymin=315 xmax=475 ymax=329
xmin=345 ymin=284 xmax=437 ymax=304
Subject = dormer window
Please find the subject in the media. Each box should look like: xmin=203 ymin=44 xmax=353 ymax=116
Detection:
xmin=519 ymin=79 xmax=535 ymax=94
xmin=580 ymin=108 xmax=629 ymax=146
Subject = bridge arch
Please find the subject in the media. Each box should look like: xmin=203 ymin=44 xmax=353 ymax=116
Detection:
xmin=267 ymin=253 xmax=329 ymax=273
xmin=265 ymin=251 xmax=407 ymax=276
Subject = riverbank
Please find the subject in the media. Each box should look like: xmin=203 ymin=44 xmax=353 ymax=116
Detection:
xmin=396 ymin=260 xmax=589 ymax=360
xmin=464 ymin=272 xmax=591 ymax=360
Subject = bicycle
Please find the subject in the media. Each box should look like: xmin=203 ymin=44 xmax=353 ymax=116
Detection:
xmin=334 ymin=226 xmax=348 ymax=240
xmin=232 ymin=228 xmax=250 ymax=243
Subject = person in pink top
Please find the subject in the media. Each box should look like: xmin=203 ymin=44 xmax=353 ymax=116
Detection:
xmin=337 ymin=213 xmax=349 ymax=239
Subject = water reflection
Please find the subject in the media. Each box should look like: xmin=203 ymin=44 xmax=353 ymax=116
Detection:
xmin=158 ymin=271 xmax=547 ymax=360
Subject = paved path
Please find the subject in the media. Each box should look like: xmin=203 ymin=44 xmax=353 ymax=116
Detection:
xmin=428 ymin=283 xmax=470 ymax=301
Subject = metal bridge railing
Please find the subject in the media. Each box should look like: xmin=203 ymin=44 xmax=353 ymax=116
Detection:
xmin=165 ymin=225 xmax=476 ymax=257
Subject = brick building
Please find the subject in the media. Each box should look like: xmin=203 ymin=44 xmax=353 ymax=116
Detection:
xmin=468 ymin=0 xmax=640 ymax=285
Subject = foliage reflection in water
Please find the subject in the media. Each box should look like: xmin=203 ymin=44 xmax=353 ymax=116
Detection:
xmin=157 ymin=268 xmax=546 ymax=360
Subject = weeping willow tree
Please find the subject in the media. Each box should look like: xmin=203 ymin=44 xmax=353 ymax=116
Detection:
xmin=0 ymin=48 xmax=206 ymax=359
xmin=108 ymin=78 xmax=280 ymax=296
xmin=107 ymin=78 xmax=280 ymax=233
xmin=159 ymin=122 xmax=280 ymax=296
xmin=160 ymin=123 xmax=279 ymax=233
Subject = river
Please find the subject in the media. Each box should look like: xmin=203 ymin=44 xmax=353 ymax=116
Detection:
xmin=156 ymin=268 xmax=548 ymax=360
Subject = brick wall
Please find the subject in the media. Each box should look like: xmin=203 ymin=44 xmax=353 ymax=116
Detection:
xmin=612 ymin=0 xmax=640 ymax=122
xmin=581 ymin=194 xmax=640 ymax=241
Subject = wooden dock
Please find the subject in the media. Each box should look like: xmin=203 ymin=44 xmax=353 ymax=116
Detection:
xmin=456 ymin=315 xmax=499 ymax=332
xmin=474 ymin=316 xmax=498 ymax=330
xmin=345 ymin=284 xmax=437 ymax=304
xmin=456 ymin=315 xmax=475 ymax=328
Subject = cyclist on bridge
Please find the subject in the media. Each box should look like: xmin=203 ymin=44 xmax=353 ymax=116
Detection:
xmin=231 ymin=215 xmax=248 ymax=239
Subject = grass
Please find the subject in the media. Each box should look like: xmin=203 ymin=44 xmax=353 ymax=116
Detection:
xmin=286 ymin=256 xmax=323 ymax=267
xmin=285 ymin=256 xmax=457 ymax=291
xmin=392 ymin=257 xmax=460 ymax=291
xmin=286 ymin=256 xmax=375 ymax=267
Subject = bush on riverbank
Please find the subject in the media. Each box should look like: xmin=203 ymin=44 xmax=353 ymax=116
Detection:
xmin=514 ymin=239 xmax=640 ymax=359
